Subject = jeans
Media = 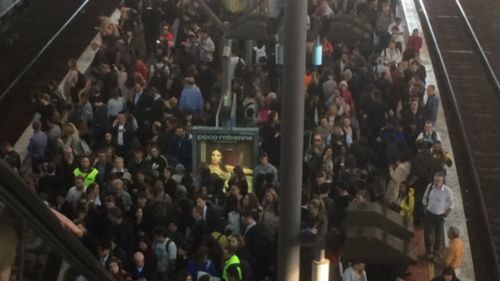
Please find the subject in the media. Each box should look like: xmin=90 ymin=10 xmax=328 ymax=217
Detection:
xmin=424 ymin=210 xmax=445 ymax=254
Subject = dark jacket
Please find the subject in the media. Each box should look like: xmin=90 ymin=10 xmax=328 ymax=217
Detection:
xmin=167 ymin=136 xmax=192 ymax=168
xmin=111 ymin=122 xmax=135 ymax=150
xmin=150 ymin=96 xmax=166 ymax=122
xmin=128 ymin=92 xmax=153 ymax=126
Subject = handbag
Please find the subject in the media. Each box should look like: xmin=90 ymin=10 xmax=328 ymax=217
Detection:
xmin=73 ymin=139 xmax=92 ymax=156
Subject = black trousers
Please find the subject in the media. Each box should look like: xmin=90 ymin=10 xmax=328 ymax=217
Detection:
xmin=423 ymin=210 xmax=445 ymax=254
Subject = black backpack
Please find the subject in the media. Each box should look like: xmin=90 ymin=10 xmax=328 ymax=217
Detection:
xmin=227 ymin=260 xmax=252 ymax=281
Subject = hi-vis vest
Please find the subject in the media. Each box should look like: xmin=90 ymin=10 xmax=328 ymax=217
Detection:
xmin=73 ymin=168 xmax=99 ymax=187
xmin=222 ymin=254 xmax=242 ymax=281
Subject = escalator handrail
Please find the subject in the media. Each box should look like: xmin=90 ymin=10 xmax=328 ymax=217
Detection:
xmin=0 ymin=160 xmax=114 ymax=281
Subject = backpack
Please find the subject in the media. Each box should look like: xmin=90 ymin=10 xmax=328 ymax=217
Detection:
xmin=234 ymin=58 xmax=247 ymax=78
xmin=227 ymin=260 xmax=252 ymax=281
xmin=76 ymin=71 xmax=86 ymax=89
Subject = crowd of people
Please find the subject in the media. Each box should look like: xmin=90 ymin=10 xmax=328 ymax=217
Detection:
xmin=0 ymin=0 xmax=466 ymax=280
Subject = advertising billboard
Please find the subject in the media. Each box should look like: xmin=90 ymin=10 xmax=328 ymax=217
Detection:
xmin=192 ymin=127 xmax=259 ymax=183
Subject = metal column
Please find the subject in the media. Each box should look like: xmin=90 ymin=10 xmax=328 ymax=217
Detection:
xmin=277 ymin=0 xmax=307 ymax=280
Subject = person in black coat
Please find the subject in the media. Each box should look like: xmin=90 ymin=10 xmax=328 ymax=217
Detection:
xmin=142 ymin=0 xmax=161 ymax=55
xmin=91 ymin=98 xmax=109 ymax=146
xmin=150 ymin=87 xmax=166 ymax=122
xmin=167 ymin=126 xmax=192 ymax=169
xmin=38 ymin=162 xmax=65 ymax=202
xmin=105 ymin=207 xmax=136 ymax=259
xmin=400 ymin=98 xmax=424 ymax=146
xmin=194 ymin=194 xmax=217 ymax=232
xmin=128 ymin=80 xmax=153 ymax=128
xmin=130 ymin=251 xmax=155 ymax=280
xmin=190 ymin=206 xmax=210 ymax=249
xmin=241 ymin=208 xmax=269 ymax=280
xmin=111 ymin=112 xmax=135 ymax=157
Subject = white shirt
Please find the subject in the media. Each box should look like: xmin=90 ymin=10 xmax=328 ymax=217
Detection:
xmin=66 ymin=186 xmax=85 ymax=208
xmin=117 ymin=124 xmax=125 ymax=146
xmin=422 ymin=184 xmax=454 ymax=215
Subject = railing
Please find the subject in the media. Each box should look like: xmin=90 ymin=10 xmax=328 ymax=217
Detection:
xmin=0 ymin=160 xmax=114 ymax=281
xmin=0 ymin=0 xmax=90 ymax=101
xmin=415 ymin=0 xmax=500 ymax=278
xmin=215 ymin=92 xmax=224 ymax=127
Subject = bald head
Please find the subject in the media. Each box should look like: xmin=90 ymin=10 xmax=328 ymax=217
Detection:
xmin=134 ymin=251 xmax=145 ymax=266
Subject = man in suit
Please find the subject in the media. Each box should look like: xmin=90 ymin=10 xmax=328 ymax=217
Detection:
xmin=129 ymin=79 xmax=153 ymax=128
xmin=194 ymin=194 xmax=217 ymax=232
xmin=111 ymin=112 xmax=135 ymax=157
xmin=150 ymin=87 xmax=166 ymax=122
xmin=242 ymin=208 xmax=268 ymax=280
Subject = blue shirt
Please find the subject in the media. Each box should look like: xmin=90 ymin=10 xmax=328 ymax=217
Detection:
xmin=28 ymin=131 xmax=48 ymax=159
xmin=179 ymin=85 xmax=204 ymax=113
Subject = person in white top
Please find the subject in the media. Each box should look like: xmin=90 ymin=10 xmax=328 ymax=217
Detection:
xmin=380 ymin=40 xmax=402 ymax=65
xmin=422 ymin=172 xmax=454 ymax=260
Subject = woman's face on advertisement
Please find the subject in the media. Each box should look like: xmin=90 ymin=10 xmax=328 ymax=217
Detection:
xmin=211 ymin=150 xmax=222 ymax=165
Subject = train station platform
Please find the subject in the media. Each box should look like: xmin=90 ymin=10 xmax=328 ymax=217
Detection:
xmin=9 ymin=0 xmax=476 ymax=280
xmin=400 ymin=0 xmax=475 ymax=279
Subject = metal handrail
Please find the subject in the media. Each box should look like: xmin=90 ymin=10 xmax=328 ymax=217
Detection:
xmin=215 ymin=92 xmax=224 ymax=127
xmin=230 ymin=92 xmax=237 ymax=127
xmin=0 ymin=0 xmax=90 ymax=101
xmin=416 ymin=0 xmax=500 ymax=278
xmin=453 ymin=0 xmax=500 ymax=93
xmin=0 ymin=160 xmax=113 ymax=281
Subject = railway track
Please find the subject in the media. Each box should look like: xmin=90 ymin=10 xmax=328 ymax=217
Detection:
xmin=0 ymin=0 xmax=118 ymax=143
xmin=417 ymin=0 xmax=500 ymax=278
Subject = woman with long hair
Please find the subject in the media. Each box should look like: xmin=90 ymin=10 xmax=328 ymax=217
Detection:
xmin=308 ymin=198 xmax=328 ymax=236
xmin=260 ymin=188 xmax=279 ymax=239
xmin=207 ymin=148 xmax=233 ymax=183
xmin=321 ymin=146 xmax=334 ymax=181
xmin=107 ymin=257 xmax=133 ymax=281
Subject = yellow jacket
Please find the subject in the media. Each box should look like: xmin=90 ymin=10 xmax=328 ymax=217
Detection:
xmin=399 ymin=187 xmax=415 ymax=221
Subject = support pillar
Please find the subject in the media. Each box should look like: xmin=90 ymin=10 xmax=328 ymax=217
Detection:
xmin=277 ymin=0 xmax=307 ymax=280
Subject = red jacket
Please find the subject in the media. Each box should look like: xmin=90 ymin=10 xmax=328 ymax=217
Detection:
xmin=407 ymin=35 xmax=423 ymax=53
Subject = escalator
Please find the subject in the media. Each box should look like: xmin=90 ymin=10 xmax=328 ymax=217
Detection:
xmin=0 ymin=160 xmax=113 ymax=281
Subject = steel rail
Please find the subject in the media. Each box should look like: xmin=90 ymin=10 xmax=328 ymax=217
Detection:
xmin=416 ymin=0 xmax=500 ymax=278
